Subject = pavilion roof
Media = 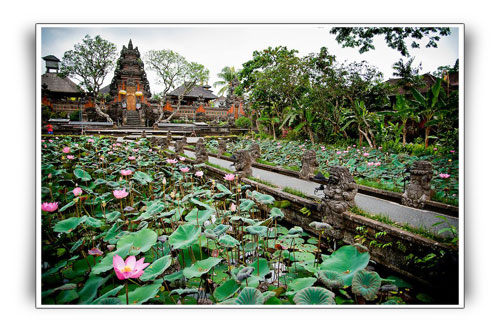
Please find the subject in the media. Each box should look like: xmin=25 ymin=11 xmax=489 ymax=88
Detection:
xmin=41 ymin=73 xmax=83 ymax=94
xmin=166 ymin=84 xmax=218 ymax=100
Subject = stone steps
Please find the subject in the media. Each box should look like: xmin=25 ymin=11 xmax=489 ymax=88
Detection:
xmin=124 ymin=111 xmax=143 ymax=127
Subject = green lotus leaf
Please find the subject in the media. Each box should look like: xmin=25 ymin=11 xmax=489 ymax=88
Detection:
xmin=78 ymin=275 xmax=110 ymax=304
xmin=351 ymin=270 xmax=381 ymax=301
xmin=320 ymin=245 xmax=370 ymax=286
xmin=169 ymin=223 xmax=201 ymax=250
xmin=140 ymin=255 xmax=172 ymax=281
xmin=183 ymin=257 xmax=222 ymax=279
xmin=318 ymin=270 xmax=344 ymax=289
xmin=117 ymin=228 xmax=158 ymax=255
xmin=81 ymin=215 xmax=103 ymax=228
xmin=246 ymin=225 xmax=268 ymax=236
xmin=218 ymin=234 xmax=240 ymax=248
xmin=53 ymin=217 xmax=83 ymax=233
xmin=74 ymin=168 xmax=92 ymax=181
xmin=185 ymin=208 xmax=215 ymax=224
xmin=250 ymin=191 xmax=275 ymax=205
xmin=214 ymin=278 xmax=240 ymax=302
xmin=287 ymin=277 xmax=317 ymax=295
xmin=239 ymin=199 xmax=256 ymax=212
xmin=235 ymin=287 xmax=264 ymax=305
xmin=250 ymin=258 xmax=270 ymax=280
xmin=216 ymin=183 xmax=232 ymax=195
xmin=91 ymin=285 xmax=124 ymax=304
xmin=132 ymin=171 xmax=153 ymax=185
xmin=269 ymin=207 xmax=284 ymax=219
xmin=118 ymin=282 xmax=162 ymax=304
xmin=91 ymin=244 xmax=132 ymax=275
xmin=293 ymin=287 xmax=336 ymax=305
xmin=213 ymin=224 xmax=230 ymax=236
xmin=309 ymin=221 xmax=333 ymax=231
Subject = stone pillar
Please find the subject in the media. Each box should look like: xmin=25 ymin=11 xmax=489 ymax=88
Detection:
xmin=195 ymin=138 xmax=209 ymax=164
xmin=402 ymin=161 xmax=433 ymax=209
xmin=233 ymin=149 xmax=252 ymax=177
xmin=217 ymin=138 xmax=227 ymax=158
xmin=167 ymin=131 xmax=172 ymax=142
xmin=320 ymin=166 xmax=358 ymax=240
xmin=299 ymin=149 xmax=318 ymax=180
xmin=175 ymin=136 xmax=187 ymax=155
xmin=249 ymin=142 xmax=261 ymax=161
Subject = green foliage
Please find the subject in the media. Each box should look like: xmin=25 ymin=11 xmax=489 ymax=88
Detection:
xmin=235 ymin=116 xmax=251 ymax=128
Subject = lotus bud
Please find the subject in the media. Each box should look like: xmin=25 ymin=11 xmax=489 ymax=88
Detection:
xmin=162 ymin=178 xmax=167 ymax=185
xmin=48 ymin=173 xmax=52 ymax=179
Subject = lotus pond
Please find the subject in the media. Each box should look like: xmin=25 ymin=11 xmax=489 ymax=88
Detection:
xmin=206 ymin=138 xmax=459 ymax=206
xmin=41 ymin=135 xmax=430 ymax=305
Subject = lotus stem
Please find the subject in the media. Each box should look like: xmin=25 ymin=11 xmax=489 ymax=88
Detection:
xmin=125 ymin=280 xmax=129 ymax=305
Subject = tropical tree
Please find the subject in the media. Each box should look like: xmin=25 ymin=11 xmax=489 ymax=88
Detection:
xmin=145 ymin=49 xmax=209 ymax=124
xmin=60 ymin=34 xmax=118 ymax=122
xmin=329 ymin=27 xmax=451 ymax=57
xmin=410 ymin=78 xmax=444 ymax=147
xmin=392 ymin=57 xmax=424 ymax=92
xmin=213 ymin=66 xmax=239 ymax=96
xmin=341 ymin=100 xmax=378 ymax=148
xmin=384 ymin=95 xmax=418 ymax=145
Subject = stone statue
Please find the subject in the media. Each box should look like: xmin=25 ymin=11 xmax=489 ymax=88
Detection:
xmin=228 ymin=114 xmax=235 ymax=127
xmin=320 ymin=166 xmax=358 ymax=240
xmin=249 ymin=143 xmax=261 ymax=161
xmin=195 ymin=138 xmax=209 ymax=164
xmin=141 ymin=130 xmax=146 ymax=138
xmin=217 ymin=138 xmax=227 ymax=158
xmin=175 ymin=136 xmax=187 ymax=155
xmin=402 ymin=161 xmax=433 ymax=209
xmin=299 ymin=150 xmax=319 ymax=180
xmin=233 ymin=149 xmax=253 ymax=177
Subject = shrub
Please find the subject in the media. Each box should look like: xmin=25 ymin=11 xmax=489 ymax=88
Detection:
xmin=235 ymin=116 xmax=251 ymax=128
xmin=69 ymin=110 xmax=81 ymax=121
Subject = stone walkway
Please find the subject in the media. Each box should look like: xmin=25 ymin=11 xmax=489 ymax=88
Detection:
xmin=179 ymin=148 xmax=458 ymax=237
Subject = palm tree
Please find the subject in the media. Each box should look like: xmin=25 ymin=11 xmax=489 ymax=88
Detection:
xmin=392 ymin=57 xmax=424 ymax=92
xmin=213 ymin=66 xmax=239 ymax=96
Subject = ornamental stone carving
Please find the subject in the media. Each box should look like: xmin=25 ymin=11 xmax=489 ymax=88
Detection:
xmin=175 ymin=136 xmax=187 ymax=155
xmin=401 ymin=161 xmax=433 ymax=209
xmin=217 ymin=138 xmax=227 ymax=158
xmin=195 ymin=138 xmax=209 ymax=164
xmin=249 ymin=143 xmax=261 ymax=161
xmin=233 ymin=149 xmax=253 ymax=177
xmin=319 ymin=166 xmax=358 ymax=240
xmin=299 ymin=150 xmax=319 ymax=180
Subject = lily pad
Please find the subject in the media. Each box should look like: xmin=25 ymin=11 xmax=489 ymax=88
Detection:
xmin=293 ymin=287 xmax=336 ymax=305
xmin=183 ymin=257 xmax=222 ymax=279
xmin=351 ymin=270 xmax=382 ymax=301
xmin=169 ymin=223 xmax=201 ymax=250
xmin=320 ymin=245 xmax=370 ymax=286
xmin=140 ymin=255 xmax=172 ymax=281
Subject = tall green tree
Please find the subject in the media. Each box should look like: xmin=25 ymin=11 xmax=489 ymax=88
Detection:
xmin=329 ymin=27 xmax=451 ymax=57
xmin=392 ymin=57 xmax=424 ymax=92
xmin=213 ymin=66 xmax=239 ymax=96
xmin=410 ymin=78 xmax=444 ymax=147
xmin=60 ymin=34 xmax=117 ymax=122
xmin=145 ymin=50 xmax=209 ymax=124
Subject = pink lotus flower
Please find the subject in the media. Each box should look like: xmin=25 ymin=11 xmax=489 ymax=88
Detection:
xmin=128 ymin=156 xmax=136 ymax=161
xmin=180 ymin=167 xmax=190 ymax=173
xmin=49 ymin=139 xmax=53 ymax=143
xmin=48 ymin=173 xmax=52 ymax=179
xmin=374 ymin=162 xmax=381 ymax=166
xmin=113 ymin=189 xmax=129 ymax=199
xmin=148 ymin=149 xmax=152 ymax=152
xmin=336 ymin=151 xmax=341 ymax=155
xmin=230 ymin=203 xmax=237 ymax=212
xmin=88 ymin=247 xmax=103 ymax=256
xmin=88 ymin=138 xmax=94 ymax=143
xmin=116 ymin=143 xmax=121 ymax=146
xmin=73 ymin=187 xmax=83 ymax=196
xmin=450 ymin=150 xmax=455 ymax=153
xmin=41 ymin=140 xmax=45 ymax=143
xmin=179 ymin=157 xmax=186 ymax=161
xmin=363 ymin=153 xmax=369 ymax=157
xmin=433 ymin=148 xmax=438 ymax=151
xmin=167 ymin=159 xmax=178 ymax=164
xmin=113 ymin=255 xmax=149 ymax=280
xmin=353 ymin=145 xmax=356 ymax=148
xmin=439 ymin=173 xmax=451 ymax=179
xmin=224 ymin=173 xmax=235 ymax=181
xmin=41 ymin=202 xmax=58 ymax=212
xmin=367 ymin=162 xmax=374 ymax=166
xmin=66 ymin=155 xmax=75 ymax=160
xmin=195 ymin=171 xmax=204 ymax=177
xmin=108 ymin=151 xmax=113 ymax=155
xmin=62 ymin=147 xmax=71 ymax=153
xmin=121 ymin=169 xmax=133 ymax=176
xmin=75 ymin=144 xmax=79 ymax=147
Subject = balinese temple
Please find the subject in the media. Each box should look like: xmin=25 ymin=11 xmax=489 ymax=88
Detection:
xmin=100 ymin=39 xmax=152 ymax=126
xmin=166 ymin=84 xmax=218 ymax=106
xmin=41 ymin=55 xmax=85 ymax=116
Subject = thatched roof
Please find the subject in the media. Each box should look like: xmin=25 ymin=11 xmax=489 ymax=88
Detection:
xmin=166 ymin=84 xmax=218 ymax=100
xmin=386 ymin=73 xmax=459 ymax=95
xmin=42 ymin=73 xmax=83 ymax=95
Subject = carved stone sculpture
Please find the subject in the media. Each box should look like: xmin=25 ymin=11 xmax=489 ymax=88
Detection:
xmin=320 ymin=166 xmax=358 ymax=240
xmin=402 ymin=161 xmax=433 ymax=209
xmin=299 ymin=150 xmax=318 ymax=180
xmin=141 ymin=130 xmax=146 ymax=138
xmin=175 ymin=136 xmax=187 ymax=155
xmin=233 ymin=149 xmax=253 ymax=177
xmin=228 ymin=115 xmax=235 ymax=127
xmin=217 ymin=138 xmax=227 ymax=158
xmin=249 ymin=143 xmax=261 ymax=161
xmin=195 ymin=138 xmax=209 ymax=164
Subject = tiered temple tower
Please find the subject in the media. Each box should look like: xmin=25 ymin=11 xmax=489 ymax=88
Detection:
xmin=107 ymin=39 xmax=152 ymax=126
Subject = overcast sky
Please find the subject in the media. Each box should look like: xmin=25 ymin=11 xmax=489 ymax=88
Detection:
xmin=41 ymin=24 xmax=459 ymax=96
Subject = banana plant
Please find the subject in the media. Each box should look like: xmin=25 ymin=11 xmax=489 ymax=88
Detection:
xmin=410 ymin=78 xmax=444 ymax=147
